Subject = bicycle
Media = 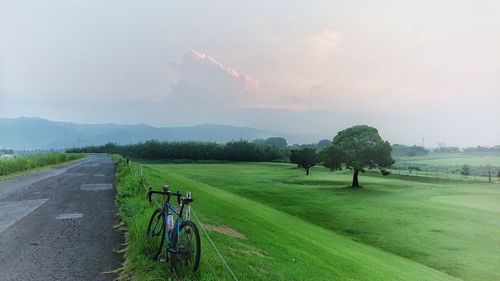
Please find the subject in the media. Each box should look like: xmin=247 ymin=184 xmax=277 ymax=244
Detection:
xmin=146 ymin=185 xmax=201 ymax=276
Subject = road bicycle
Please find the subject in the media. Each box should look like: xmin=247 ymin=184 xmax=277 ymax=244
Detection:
xmin=146 ymin=185 xmax=201 ymax=276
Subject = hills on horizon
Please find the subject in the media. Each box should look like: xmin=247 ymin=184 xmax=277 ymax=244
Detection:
xmin=0 ymin=117 xmax=323 ymax=150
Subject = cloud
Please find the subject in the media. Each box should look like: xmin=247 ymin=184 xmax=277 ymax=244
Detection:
xmin=190 ymin=49 xmax=260 ymax=91
xmin=167 ymin=49 xmax=260 ymax=109
xmin=305 ymin=30 xmax=343 ymax=59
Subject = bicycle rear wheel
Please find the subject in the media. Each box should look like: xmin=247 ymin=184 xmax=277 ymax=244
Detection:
xmin=145 ymin=208 xmax=166 ymax=260
xmin=172 ymin=220 xmax=201 ymax=276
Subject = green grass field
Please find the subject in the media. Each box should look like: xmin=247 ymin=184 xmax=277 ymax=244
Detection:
xmin=396 ymin=153 xmax=500 ymax=167
xmin=115 ymin=158 xmax=500 ymax=280
xmin=0 ymin=152 xmax=84 ymax=179
xmin=393 ymin=153 xmax=500 ymax=182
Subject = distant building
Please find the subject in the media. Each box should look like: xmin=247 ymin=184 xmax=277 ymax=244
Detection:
xmin=437 ymin=142 xmax=446 ymax=148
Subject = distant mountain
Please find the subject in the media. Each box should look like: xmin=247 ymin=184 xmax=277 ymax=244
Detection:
xmin=0 ymin=117 xmax=318 ymax=150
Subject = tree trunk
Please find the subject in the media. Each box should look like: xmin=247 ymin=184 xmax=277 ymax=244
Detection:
xmin=352 ymin=169 xmax=360 ymax=187
xmin=306 ymin=168 xmax=310 ymax=175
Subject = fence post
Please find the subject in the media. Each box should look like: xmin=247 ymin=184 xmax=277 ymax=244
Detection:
xmin=488 ymin=166 xmax=491 ymax=183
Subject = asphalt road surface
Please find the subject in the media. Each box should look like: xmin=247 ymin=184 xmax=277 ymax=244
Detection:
xmin=0 ymin=154 xmax=123 ymax=281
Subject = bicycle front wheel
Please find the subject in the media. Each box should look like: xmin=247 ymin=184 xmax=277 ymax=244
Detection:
xmin=172 ymin=220 xmax=201 ymax=276
xmin=145 ymin=208 xmax=166 ymax=260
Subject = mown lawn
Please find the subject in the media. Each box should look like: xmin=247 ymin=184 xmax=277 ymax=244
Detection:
xmin=115 ymin=157 xmax=467 ymax=281
xmin=150 ymin=162 xmax=500 ymax=281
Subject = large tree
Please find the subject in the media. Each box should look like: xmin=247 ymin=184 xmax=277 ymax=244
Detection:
xmin=321 ymin=125 xmax=394 ymax=187
xmin=290 ymin=148 xmax=318 ymax=175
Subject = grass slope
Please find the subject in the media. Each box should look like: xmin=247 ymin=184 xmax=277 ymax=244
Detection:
xmin=156 ymin=162 xmax=500 ymax=281
xmin=114 ymin=158 xmax=457 ymax=281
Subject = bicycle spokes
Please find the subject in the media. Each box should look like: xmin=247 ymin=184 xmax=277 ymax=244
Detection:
xmin=146 ymin=210 xmax=166 ymax=260
xmin=174 ymin=223 xmax=200 ymax=276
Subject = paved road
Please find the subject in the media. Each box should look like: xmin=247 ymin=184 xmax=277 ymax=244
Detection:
xmin=0 ymin=154 xmax=123 ymax=281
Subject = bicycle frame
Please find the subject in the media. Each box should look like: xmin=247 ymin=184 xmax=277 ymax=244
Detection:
xmin=164 ymin=202 xmax=183 ymax=252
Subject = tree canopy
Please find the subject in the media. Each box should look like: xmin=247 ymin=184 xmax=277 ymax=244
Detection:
xmin=263 ymin=137 xmax=288 ymax=148
xmin=321 ymin=125 xmax=394 ymax=187
xmin=391 ymin=144 xmax=428 ymax=157
xmin=289 ymin=148 xmax=318 ymax=175
xmin=316 ymin=139 xmax=332 ymax=150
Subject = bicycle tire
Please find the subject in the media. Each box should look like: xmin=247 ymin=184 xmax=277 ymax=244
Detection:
xmin=145 ymin=208 xmax=166 ymax=261
xmin=171 ymin=220 xmax=201 ymax=276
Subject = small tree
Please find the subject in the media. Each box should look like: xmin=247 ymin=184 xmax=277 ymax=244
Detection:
xmin=460 ymin=165 xmax=471 ymax=177
xmin=290 ymin=148 xmax=317 ymax=175
xmin=321 ymin=125 xmax=394 ymax=187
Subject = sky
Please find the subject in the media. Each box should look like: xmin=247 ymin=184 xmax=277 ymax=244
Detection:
xmin=1 ymin=0 xmax=499 ymax=147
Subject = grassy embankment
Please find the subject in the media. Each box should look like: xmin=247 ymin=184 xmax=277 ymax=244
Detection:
xmin=0 ymin=152 xmax=84 ymax=179
xmin=113 ymin=156 xmax=486 ymax=281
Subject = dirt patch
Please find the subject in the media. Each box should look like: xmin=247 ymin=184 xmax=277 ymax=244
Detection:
xmin=229 ymin=245 xmax=266 ymax=257
xmin=229 ymin=245 xmax=267 ymax=257
xmin=202 ymin=224 xmax=247 ymax=240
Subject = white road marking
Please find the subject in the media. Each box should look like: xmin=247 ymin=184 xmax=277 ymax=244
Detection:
xmin=55 ymin=213 xmax=83 ymax=220
xmin=82 ymin=163 xmax=99 ymax=167
xmin=0 ymin=199 xmax=49 ymax=233
xmin=94 ymin=174 xmax=106 ymax=177
xmin=80 ymin=183 xmax=113 ymax=191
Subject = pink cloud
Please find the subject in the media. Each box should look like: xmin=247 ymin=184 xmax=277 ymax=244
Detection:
xmin=189 ymin=49 xmax=260 ymax=91
xmin=168 ymin=50 xmax=263 ymax=109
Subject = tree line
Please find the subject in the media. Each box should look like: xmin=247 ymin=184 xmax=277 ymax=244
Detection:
xmin=463 ymin=146 xmax=500 ymax=153
xmin=391 ymin=144 xmax=428 ymax=157
xmin=67 ymin=140 xmax=286 ymax=162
